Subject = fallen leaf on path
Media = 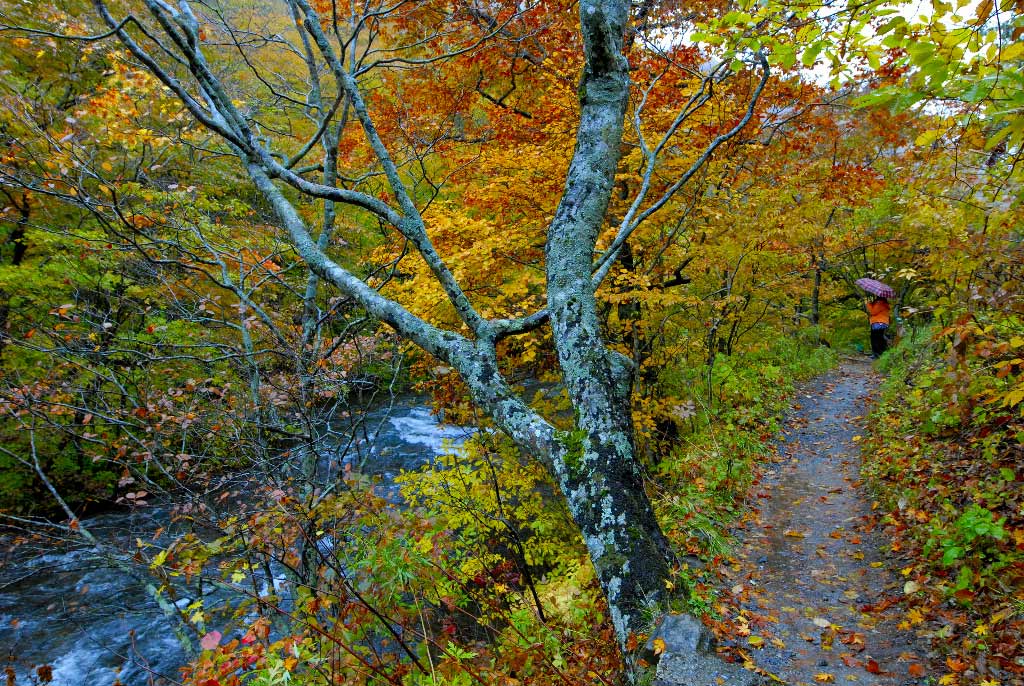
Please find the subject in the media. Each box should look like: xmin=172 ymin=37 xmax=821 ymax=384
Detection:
xmin=953 ymin=588 xmax=975 ymax=602
xmin=814 ymin=673 xmax=835 ymax=683
xmin=946 ymin=656 xmax=969 ymax=673
xmin=784 ymin=529 xmax=806 ymax=538
xmin=908 ymin=663 xmax=926 ymax=677
xmin=859 ymin=596 xmax=900 ymax=613
xmin=906 ymin=608 xmax=926 ymax=625
xmin=840 ymin=631 xmax=865 ymax=650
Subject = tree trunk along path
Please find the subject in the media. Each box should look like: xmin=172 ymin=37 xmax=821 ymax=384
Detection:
xmin=719 ymin=359 xmax=931 ymax=685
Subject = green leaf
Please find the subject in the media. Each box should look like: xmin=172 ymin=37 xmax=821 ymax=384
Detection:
xmin=907 ymin=41 xmax=937 ymax=65
xmin=882 ymin=33 xmax=906 ymax=49
xmin=942 ymin=545 xmax=963 ymax=565
xmin=852 ymin=88 xmax=897 ymax=108
xmin=802 ymin=42 xmax=824 ymax=68
xmin=876 ymin=15 xmax=908 ymax=35
xmin=867 ymin=49 xmax=881 ymax=71
xmin=773 ymin=44 xmax=797 ymax=70
xmin=446 ymin=641 xmax=478 ymax=661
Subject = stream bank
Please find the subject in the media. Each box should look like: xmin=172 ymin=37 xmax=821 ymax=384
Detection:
xmin=0 ymin=401 xmax=474 ymax=686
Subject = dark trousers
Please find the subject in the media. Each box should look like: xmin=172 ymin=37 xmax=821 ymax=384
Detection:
xmin=870 ymin=326 xmax=888 ymax=357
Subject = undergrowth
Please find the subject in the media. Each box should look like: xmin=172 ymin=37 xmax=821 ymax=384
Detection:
xmin=175 ymin=335 xmax=838 ymax=686
xmin=863 ymin=324 xmax=1024 ymax=685
xmin=651 ymin=336 xmax=837 ymax=616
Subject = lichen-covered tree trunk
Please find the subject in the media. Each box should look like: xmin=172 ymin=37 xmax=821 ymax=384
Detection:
xmin=543 ymin=0 xmax=674 ymax=649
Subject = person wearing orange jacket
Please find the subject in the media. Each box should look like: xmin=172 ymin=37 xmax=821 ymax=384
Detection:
xmin=865 ymin=297 xmax=891 ymax=358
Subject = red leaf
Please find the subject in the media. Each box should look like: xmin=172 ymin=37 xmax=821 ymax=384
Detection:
xmin=200 ymin=630 xmax=222 ymax=651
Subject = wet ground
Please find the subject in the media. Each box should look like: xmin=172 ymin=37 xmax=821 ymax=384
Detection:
xmin=720 ymin=358 xmax=933 ymax=685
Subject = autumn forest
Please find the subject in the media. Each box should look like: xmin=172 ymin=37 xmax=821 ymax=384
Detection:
xmin=0 ymin=0 xmax=1021 ymax=684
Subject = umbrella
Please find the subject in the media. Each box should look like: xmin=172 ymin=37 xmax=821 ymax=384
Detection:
xmin=855 ymin=278 xmax=895 ymax=299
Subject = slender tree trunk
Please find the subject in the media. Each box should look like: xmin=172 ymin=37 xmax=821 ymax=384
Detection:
xmin=811 ymin=253 xmax=822 ymax=327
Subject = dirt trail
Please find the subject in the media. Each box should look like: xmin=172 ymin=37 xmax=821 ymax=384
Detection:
xmin=722 ymin=359 xmax=931 ymax=686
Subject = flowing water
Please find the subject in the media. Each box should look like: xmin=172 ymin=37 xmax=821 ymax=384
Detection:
xmin=0 ymin=400 xmax=474 ymax=686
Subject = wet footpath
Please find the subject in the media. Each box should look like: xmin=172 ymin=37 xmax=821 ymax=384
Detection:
xmin=719 ymin=359 xmax=933 ymax=686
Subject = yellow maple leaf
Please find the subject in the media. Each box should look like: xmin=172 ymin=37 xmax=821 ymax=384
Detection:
xmin=652 ymin=638 xmax=666 ymax=655
xmin=938 ymin=674 xmax=957 ymax=686
xmin=814 ymin=673 xmax=835 ymax=683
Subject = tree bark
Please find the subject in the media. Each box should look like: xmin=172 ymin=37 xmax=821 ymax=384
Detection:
xmin=544 ymin=0 xmax=673 ymax=650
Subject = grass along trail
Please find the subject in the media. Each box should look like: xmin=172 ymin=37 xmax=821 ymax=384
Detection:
xmin=717 ymin=359 xmax=932 ymax=685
